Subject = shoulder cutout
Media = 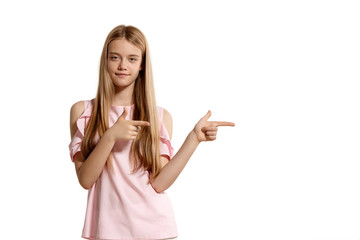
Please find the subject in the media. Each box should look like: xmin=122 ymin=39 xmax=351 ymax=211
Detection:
xmin=162 ymin=108 xmax=173 ymax=140
xmin=70 ymin=101 xmax=85 ymax=139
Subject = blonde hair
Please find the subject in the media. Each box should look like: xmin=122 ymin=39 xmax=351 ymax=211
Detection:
xmin=80 ymin=25 xmax=161 ymax=182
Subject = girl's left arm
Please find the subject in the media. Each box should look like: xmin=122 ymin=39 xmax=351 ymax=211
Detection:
xmin=151 ymin=110 xmax=235 ymax=193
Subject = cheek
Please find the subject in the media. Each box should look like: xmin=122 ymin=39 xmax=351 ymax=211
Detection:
xmin=128 ymin=65 xmax=140 ymax=73
xmin=107 ymin=62 xmax=116 ymax=72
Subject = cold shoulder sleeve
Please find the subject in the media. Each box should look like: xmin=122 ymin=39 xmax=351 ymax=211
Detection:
xmin=158 ymin=107 xmax=174 ymax=160
xmin=68 ymin=100 xmax=93 ymax=162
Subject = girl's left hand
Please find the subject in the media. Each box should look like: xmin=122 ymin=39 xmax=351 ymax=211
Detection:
xmin=192 ymin=110 xmax=235 ymax=143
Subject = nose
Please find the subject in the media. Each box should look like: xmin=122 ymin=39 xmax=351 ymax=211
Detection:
xmin=118 ymin=59 xmax=127 ymax=70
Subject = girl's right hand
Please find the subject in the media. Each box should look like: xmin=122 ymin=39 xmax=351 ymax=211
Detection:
xmin=108 ymin=107 xmax=150 ymax=141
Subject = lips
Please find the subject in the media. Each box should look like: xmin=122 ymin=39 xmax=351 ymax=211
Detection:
xmin=115 ymin=73 xmax=129 ymax=76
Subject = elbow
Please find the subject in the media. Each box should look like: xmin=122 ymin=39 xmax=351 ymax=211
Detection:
xmin=151 ymin=181 xmax=167 ymax=193
xmin=76 ymin=167 xmax=94 ymax=190
xmin=78 ymin=177 xmax=94 ymax=190
xmin=152 ymin=185 xmax=164 ymax=194
xmin=80 ymin=182 xmax=92 ymax=190
xmin=79 ymin=181 xmax=91 ymax=190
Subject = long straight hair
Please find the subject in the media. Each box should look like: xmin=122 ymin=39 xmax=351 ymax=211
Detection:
xmin=80 ymin=25 xmax=161 ymax=181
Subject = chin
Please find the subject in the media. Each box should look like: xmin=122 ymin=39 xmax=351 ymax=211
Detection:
xmin=113 ymin=81 xmax=135 ymax=89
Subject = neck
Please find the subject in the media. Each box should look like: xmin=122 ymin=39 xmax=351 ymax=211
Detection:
xmin=113 ymin=83 xmax=135 ymax=106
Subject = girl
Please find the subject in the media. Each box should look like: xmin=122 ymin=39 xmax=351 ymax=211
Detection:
xmin=69 ymin=25 xmax=235 ymax=240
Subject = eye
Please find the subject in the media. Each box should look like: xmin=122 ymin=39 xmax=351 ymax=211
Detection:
xmin=110 ymin=56 xmax=119 ymax=60
xmin=129 ymin=57 xmax=137 ymax=62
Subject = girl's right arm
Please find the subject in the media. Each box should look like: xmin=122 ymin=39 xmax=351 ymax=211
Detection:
xmin=70 ymin=102 xmax=150 ymax=190
xmin=70 ymin=101 xmax=116 ymax=190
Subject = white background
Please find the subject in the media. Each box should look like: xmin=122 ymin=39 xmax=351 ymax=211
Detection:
xmin=0 ymin=0 xmax=359 ymax=239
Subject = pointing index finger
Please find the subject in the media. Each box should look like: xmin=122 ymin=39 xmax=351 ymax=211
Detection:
xmin=213 ymin=121 xmax=235 ymax=127
xmin=132 ymin=120 xmax=151 ymax=126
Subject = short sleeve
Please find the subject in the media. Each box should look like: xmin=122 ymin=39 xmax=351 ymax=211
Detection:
xmin=158 ymin=107 xmax=174 ymax=160
xmin=68 ymin=100 xmax=93 ymax=162
xmin=69 ymin=130 xmax=83 ymax=162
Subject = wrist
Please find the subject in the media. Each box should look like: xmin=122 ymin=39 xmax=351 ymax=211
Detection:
xmin=104 ymin=128 xmax=115 ymax=143
xmin=189 ymin=130 xmax=200 ymax=145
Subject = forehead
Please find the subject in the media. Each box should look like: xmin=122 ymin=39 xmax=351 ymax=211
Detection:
xmin=108 ymin=39 xmax=142 ymax=55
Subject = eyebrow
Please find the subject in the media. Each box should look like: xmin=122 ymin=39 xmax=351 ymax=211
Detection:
xmin=109 ymin=52 xmax=140 ymax=57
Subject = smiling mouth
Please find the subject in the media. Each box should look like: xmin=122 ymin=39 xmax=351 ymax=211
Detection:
xmin=115 ymin=73 xmax=129 ymax=77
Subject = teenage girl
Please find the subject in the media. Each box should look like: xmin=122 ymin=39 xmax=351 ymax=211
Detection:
xmin=69 ymin=25 xmax=235 ymax=240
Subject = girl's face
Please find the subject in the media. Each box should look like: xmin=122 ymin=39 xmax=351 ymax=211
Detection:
xmin=107 ymin=38 xmax=143 ymax=90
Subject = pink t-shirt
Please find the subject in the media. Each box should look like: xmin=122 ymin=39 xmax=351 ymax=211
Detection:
xmin=68 ymin=99 xmax=178 ymax=240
